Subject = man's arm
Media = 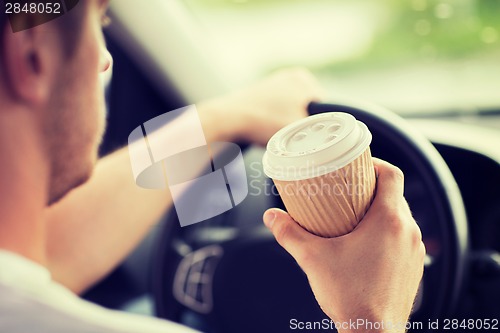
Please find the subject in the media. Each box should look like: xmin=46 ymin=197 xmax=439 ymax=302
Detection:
xmin=263 ymin=159 xmax=425 ymax=333
xmin=45 ymin=68 xmax=324 ymax=294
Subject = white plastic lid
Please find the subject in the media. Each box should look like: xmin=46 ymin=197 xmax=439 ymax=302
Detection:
xmin=262 ymin=112 xmax=372 ymax=181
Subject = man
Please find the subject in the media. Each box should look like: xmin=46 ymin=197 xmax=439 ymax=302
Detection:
xmin=0 ymin=1 xmax=425 ymax=332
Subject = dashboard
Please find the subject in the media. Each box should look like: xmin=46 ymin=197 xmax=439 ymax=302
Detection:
xmin=413 ymin=118 xmax=500 ymax=319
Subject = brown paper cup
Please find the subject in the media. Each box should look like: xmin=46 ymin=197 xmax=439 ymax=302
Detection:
xmin=263 ymin=112 xmax=376 ymax=238
xmin=273 ymin=147 xmax=375 ymax=238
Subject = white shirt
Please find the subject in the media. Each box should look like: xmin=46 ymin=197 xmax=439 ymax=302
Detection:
xmin=0 ymin=250 xmax=200 ymax=333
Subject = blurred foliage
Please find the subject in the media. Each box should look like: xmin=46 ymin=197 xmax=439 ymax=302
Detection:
xmin=187 ymin=0 xmax=310 ymax=7
xmin=188 ymin=0 xmax=500 ymax=73
xmin=367 ymin=1 xmax=499 ymax=58
xmin=319 ymin=0 xmax=500 ymax=73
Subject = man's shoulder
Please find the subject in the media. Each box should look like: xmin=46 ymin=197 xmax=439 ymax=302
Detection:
xmin=0 ymin=282 xmax=122 ymax=333
xmin=0 ymin=282 xmax=199 ymax=333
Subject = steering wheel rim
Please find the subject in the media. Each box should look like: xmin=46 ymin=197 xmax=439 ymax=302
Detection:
xmin=151 ymin=101 xmax=468 ymax=332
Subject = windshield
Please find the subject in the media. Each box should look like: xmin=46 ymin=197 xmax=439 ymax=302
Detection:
xmin=185 ymin=0 xmax=500 ymax=116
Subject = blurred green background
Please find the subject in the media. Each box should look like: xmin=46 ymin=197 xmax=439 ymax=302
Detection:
xmin=185 ymin=0 xmax=500 ymax=115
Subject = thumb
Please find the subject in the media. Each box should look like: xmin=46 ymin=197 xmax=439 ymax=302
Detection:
xmin=263 ymin=208 xmax=318 ymax=262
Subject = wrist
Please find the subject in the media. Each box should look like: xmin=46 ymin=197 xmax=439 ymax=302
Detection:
xmin=196 ymin=97 xmax=245 ymax=143
xmin=335 ymin=321 xmax=404 ymax=333
xmin=331 ymin=307 xmax=409 ymax=333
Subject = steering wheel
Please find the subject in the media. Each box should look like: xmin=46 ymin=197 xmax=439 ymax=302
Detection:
xmin=151 ymin=101 xmax=468 ymax=333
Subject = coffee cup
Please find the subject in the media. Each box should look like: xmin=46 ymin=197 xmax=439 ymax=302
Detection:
xmin=262 ymin=112 xmax=376 ymax=238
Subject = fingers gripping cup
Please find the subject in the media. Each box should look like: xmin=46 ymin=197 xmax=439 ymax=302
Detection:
xmin=263 ymin=112 xmax=376 ymax=238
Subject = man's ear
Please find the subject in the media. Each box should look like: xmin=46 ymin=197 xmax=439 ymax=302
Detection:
xmin=1 ymin=21 xmax=54 ymax=106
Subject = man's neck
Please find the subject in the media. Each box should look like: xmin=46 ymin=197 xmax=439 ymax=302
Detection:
xmin=0 ymin=109 xmax=50 ymax=266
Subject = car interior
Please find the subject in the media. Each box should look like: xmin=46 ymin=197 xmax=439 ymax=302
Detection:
xmin=83 ymin=1 xmax=500 ymax=332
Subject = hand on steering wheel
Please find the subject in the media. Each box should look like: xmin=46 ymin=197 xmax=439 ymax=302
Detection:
xmin=152 ymin=101 xmax=467 ymax=333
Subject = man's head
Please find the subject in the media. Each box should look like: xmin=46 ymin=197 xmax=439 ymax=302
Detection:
xmin=0 ymin=0 xmax=111 ymax=204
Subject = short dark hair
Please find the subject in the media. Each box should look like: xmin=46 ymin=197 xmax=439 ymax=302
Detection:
xmin=0 ymin=0 xmax=87 ymax=58
xmin=0 ymin=1 xmax=6 ymax=39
